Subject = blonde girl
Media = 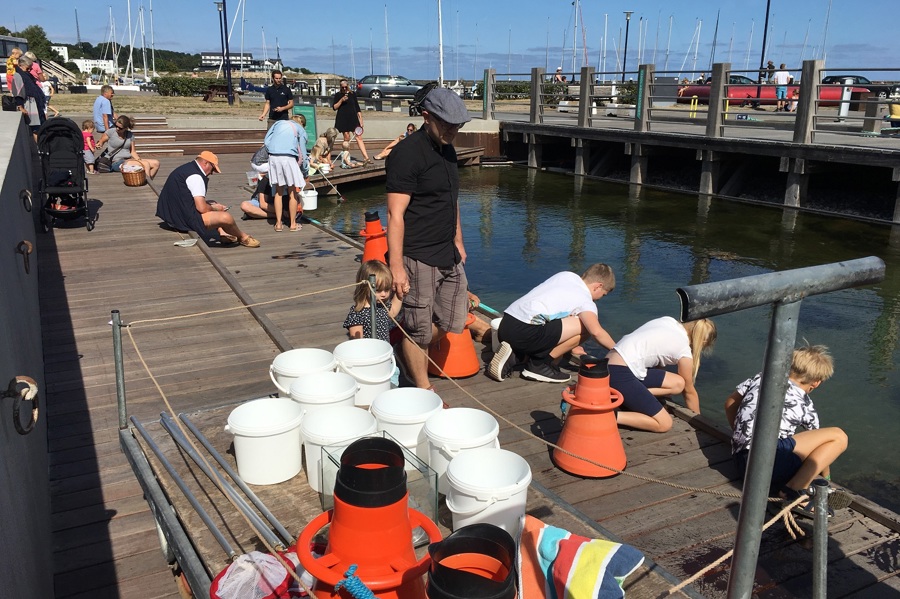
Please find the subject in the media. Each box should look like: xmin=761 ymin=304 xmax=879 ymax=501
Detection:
xmin=343 ymin=261 xmax=402 ymax=341
xmin=605 ymin=317 xmax=717 ymax=433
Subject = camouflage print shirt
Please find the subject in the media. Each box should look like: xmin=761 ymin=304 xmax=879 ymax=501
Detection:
xmin=731 ymin=373 xmax=819 ymax=455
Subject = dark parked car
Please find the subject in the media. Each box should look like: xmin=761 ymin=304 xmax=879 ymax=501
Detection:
xmin=821 ymin=75 xmax=893 ymax=98
xmin=356 ymin=75 xmax=421 ymax=99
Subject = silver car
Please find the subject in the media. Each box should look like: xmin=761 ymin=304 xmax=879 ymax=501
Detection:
xmin=356 ymin=75 xmax=421 ymax=99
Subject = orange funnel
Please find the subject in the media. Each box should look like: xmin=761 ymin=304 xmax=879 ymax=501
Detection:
xmin=426 ymin=523 xmax=517 ymax=599
xmin=553 ymin=357 xmax=626 ymax=478
xmin=298 ymin=437 xmax=442 ymax=599
xmin=428 ymin=313 xmax=481 ymax=378
xmin=360 ymin=211 xmax=388 ymax=264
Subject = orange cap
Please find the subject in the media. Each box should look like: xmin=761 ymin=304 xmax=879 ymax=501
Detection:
xmin=196 ymin=150 xmax=221 ymax=173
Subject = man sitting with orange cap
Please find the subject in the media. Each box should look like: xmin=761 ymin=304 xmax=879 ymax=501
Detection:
xmin=156 ymin=151 xmax=260 ymax=247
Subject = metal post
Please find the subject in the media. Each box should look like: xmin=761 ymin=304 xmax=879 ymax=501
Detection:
xmin=368 ymin=274 xmax=377 ymax=339
xmin=727 ymin=299 xmax=800 ymax=598
xmin=221 ymin=0 xmax=234 ymax=105
xmin=675 ymin=257 xmax=886 ymax=599
xmin=811 ymin=478 xmax=830 ymax=599
xmin=622 ymin=11 xmax=634 ymax=83
xmin=112 ymin=310 xmax=128 ymax=430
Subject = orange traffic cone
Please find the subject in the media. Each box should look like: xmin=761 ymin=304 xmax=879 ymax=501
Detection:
xmin=297 ymin=437 xmax=442 ymax=599
xmin=428 ymin=313 xmax=481 ymax=378
xmin=552 ymin=357 xmax=626 ymax=478
xmin=360 ymin=211 xmax=388 ymax=264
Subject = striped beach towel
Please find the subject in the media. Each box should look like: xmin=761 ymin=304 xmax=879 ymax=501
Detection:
xmin=518 ymin=515 xmax=645 ymax=599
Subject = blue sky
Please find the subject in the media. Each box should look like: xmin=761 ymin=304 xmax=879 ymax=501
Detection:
xmin=6 ymin=0 xmax=897 ymax=81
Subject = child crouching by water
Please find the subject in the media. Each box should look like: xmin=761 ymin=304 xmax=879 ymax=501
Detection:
xmin=344 ymin=261 xmax=402 ymax=385
xmin=725 ymin=344 xmax=847 ymax=519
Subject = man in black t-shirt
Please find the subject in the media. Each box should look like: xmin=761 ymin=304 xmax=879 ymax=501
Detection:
xmin=258 ymin=70 xmax=294 ymax=128
xmin=386 ymin=88 xmax=472 ymax=389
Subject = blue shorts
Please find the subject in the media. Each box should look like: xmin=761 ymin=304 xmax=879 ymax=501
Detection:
xmin=776 ymin=86 xmax=788 ymax=100
xmin=608 ymin=364 xmax=667 ymax=417
xmin=110 ymin=160 xmax=126 ymax=172
xmin=247 ymin=198 xmax=261 ymax=208
xmin=734 ymin=437 xmax=802 ymax=494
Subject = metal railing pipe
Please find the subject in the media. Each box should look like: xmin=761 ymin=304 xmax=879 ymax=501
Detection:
xmin=676 ymin=256 xmax=885 ymax=321
xmin=811 ymin=478 xmax=830 ymax=599
xmin=112 ymin=310 xmax=128 ymax=430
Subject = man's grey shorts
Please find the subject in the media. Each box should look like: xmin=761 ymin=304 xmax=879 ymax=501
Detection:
xmin=401 ymin=256 xmax=468 ymax=345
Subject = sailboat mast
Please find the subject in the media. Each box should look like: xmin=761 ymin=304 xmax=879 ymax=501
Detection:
xmin=602 ymin=14 xmax=608 ymax=78
xmin=437 ymin=0 xmax=444 ymax=86
xmin=745 ymin=20 xmax=754 ymax=72
xmin=140 ymin=5 xmax=148 ymax=81
xmin=664 ymin=15 xmax=672 ymax=72
xmin=708 ymin=10 xmax=719 ymax=72
xmin=728 ymin=22 xmax=734 ymax=64
xmin=384 ymin=5 xmax=391 ymax=74
xmin=820 ymin=0 xmax=832 ymax=62
xmin=799 ymin=19 xmax=810 ymax=63
xmin=150 ymin=0 xmax=156 ymax=76
xmin=572 ymin=0 xmax=578 ymax=73
xmin=691 ymin=20 xmax=701 ymax=76
xmin=239 ymin=0 xmax=245 ymax=80
xmin=127 ymin=0 xmax=134 ymax=78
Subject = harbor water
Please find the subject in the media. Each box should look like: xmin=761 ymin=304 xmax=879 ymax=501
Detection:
xmin=313 ymin=166 xmax=900 ymax=513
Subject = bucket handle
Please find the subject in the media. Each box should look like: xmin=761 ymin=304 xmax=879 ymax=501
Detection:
xmin=445 ymin=492 xmax=513 ymax=516
xmin=269 ymin=364 xmax=291 ymax=395
xmin=438 ymin=437 xmax=500 ymax=461
xmin=337 ymin=354 xmax=396 ymax=384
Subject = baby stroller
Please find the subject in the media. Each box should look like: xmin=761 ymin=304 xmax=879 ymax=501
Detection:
xmin=36 ymin=118 xmax=94 ymax=231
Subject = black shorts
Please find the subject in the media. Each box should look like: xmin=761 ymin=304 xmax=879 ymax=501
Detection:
xmin=498 ymin=314 xmax=563 ymax=364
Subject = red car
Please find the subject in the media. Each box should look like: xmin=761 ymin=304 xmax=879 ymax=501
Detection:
xmin=676 ymin=74 xmax=870 ymax=106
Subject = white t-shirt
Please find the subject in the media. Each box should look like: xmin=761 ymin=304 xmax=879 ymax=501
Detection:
xmin=504 ymin=271 xmax=597 ymax=325
xmin=613 ymin=316 xmax=691 ymax=379
xmin=186 ymin=162 xmax=207 ymax=197
xmin=41 ymin=81 xmax=52 ymax=99
xmin=773 ymin=70 xmax=792 ymax=85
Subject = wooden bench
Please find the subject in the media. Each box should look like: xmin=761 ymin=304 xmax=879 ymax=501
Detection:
xmin=203 ymin=84 xmax=241 ymax=103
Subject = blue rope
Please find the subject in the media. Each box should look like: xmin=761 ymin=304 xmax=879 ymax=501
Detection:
xmin=332 ymin=564 xmax=376 ymax=599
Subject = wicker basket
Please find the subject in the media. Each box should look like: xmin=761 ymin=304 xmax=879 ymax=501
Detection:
xmin=122 ymin=168 xmax=147 ymax=187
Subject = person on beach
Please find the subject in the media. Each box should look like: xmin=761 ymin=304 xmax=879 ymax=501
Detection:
xmin=374 ymin=123 xmax=417 ymax=160
xmin=602 ymin=316 xmax=717 ymax=433
xmin=155 ymin=151 xmax=260 ymax=248
xmin=82 ymin=120 xmax=98 ymax=174
xmin=96 ymin=115 xmax=161 ymax=179
xmin=488 ymin=265 xmax=617 ymax=383
xmin=263 ymin=114 xmax=308 ymax=232
xmin=773 ymin=64 xmax=793 ymax=111
xmin=332 ymin=79 xmax=372 ymax=164
xmin=387 ymin=87 xmax=471 ymax=390
xmin=309 ymin=128 xmax=338 ymax=174
xmin=92 ymin=85 xmax=116 ymax=136
xmin=725 ymin=344 xmax=847 ymax=519
xmin=258 ymin=70 xmax=294 ymax=129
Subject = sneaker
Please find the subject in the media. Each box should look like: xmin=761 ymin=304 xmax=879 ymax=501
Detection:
xmin=522 ymin=360 xmax=571 ymax=383
xmin=487 ymin=342 xmax=515 ymax=381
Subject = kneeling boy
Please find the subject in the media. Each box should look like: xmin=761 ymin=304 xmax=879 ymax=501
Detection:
xmin=488 ymin=264 xmax=616 ymax=383
xmin=725 ymin=344 xmax=848 ymax=518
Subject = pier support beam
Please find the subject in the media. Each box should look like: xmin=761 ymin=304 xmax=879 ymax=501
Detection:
xmin=589 ymin=146 xmax=619 ymax=177
xmin=698 ymin=150 xmax=720 ymax=195
xmin=527 ymin=134 xmax=542 ymax=169
xmin=626 ymin=143 xmax=647 ymax=185
xmin=892 ymin=167 xmax=900 ymax=224
xmin=781 ymin=157 xmax=808 ymax=208
xmin=574 ymin=139 xmax=589 ymax=176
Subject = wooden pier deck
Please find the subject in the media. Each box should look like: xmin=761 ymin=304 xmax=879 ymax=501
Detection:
xmin=40 ymin=155 xmax=900 ymax=598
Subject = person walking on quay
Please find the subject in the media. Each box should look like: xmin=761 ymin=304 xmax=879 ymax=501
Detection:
xmin=386 ymin=88 xmax=471 ymax=389
xmin=156 ymin=151 xmax=260 ymax=248
xmin=263 ymin=114 xmax=308 ymax=232
xmin=773 ymin=63 xmax=793 ymax=111
xmin=332 ymin=79 xmax=372 ymax=164
xmin=92 ymin=85 xmax=116 ymax=137
xmin=258 ymin=70 xmax=294 ymax=129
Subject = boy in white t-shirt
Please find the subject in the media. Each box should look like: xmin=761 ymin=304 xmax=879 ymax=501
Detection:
xmin=488 ymin=264 xmax=616 ymax=383
xmin=41 ymin=74 xmax=60 ymax=118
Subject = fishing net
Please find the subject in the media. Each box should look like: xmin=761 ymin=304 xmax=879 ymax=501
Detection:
xmin=209 ymin=551 xmax=291 ymax=599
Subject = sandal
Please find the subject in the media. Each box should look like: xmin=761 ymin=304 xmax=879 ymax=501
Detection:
xmin=274 ymin=223 xmax=284 ymax=232
xmin=781 ymin=486 xmax=833 ymax=520
xmin=290 ymin=223 xmax=301 ymax=231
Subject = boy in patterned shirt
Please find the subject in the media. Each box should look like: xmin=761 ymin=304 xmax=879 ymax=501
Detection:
xmin=725 ymin=344 xmax=847 ymax=518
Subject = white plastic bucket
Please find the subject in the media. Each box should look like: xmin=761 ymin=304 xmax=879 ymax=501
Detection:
xmin=246 ymin=170 xmax=259 ymax=186
xmin=289 ymin=371 xmax=358 ymax=426
xmin=490 ymin=317 xmax=503 ymax=354
xmin=370 ymin=388 xmax=444 ymax=448
xmin=421 ymin=408 xmax=500 ymax=494
xmin=445 ymin=448 xmax=532 ymax=536
xmin=333 ymin=339 xmax=396 ymax=407
xmin=225 ymin=398 xmax=304 ymax=485
xmin=270 ymin=348 xmax=337 ymax=397
xmin=300 ymin=186 xmax=318 ymax=211
xmin=300 ymin=406 xmax=377 ymax=493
